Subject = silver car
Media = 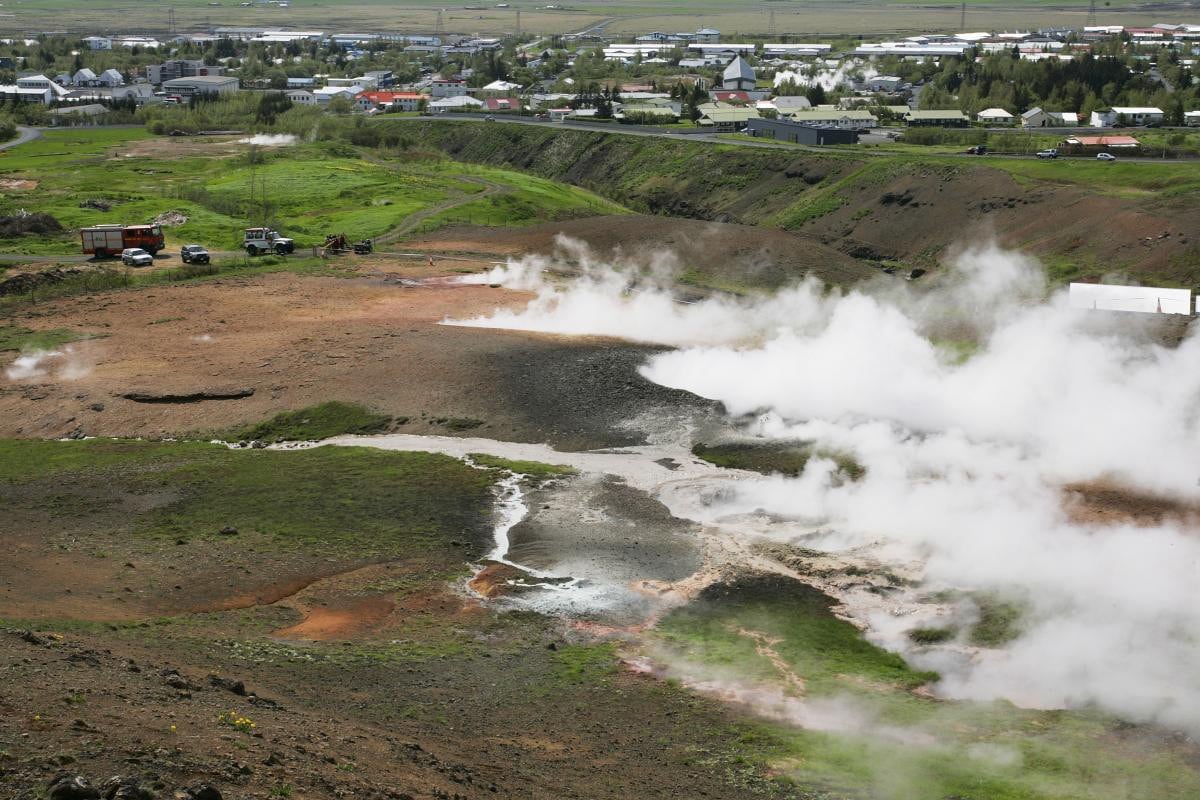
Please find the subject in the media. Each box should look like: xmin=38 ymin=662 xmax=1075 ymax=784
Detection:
xmin=121 ymin=247 xmax=154 ymax=267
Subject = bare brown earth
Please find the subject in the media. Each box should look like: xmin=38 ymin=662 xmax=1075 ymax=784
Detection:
xmin=0 ymin=257 xmax=712 ymax=449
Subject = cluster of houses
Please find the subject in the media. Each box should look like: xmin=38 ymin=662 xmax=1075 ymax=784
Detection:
xmin=6 ymin=19 xmax=1200 ymax=135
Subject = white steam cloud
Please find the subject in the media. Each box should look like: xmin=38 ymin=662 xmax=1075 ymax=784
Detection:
xmin=774 ymin=60 xmax=876 ymax=92
xmin=238 ymin=133 xmax=297 ymax=146
xmin=4 ymin=345 xmax=93 ymax=381
xmin=448 ymin=237 xmax=1200 ymax=733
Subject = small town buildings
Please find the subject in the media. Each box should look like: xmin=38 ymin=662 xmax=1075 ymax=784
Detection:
xmin=72 ymin=68 xmax=97 ymax=86
xmin=905 ymin=109 xmax=969 ymax=127
xmin=482 ymin=96 xmax=520 ymax=113
xmin=688 ymin=43 xmax=756 ymax=57
xmin=1021 ymin=107 xmax=1079 ymax=127
xmin=147 ymin=60 xmax=224 ymax=85
xmin=286 ymin=89 xmax=316 ymax=105
xmin=976 ymin=107 xmax=1014 ymax=125
xmin=162 ymin=75 xmax=239 ymax=97
xmin=1089 ymin=106 xmax=1164 ymax=127
xmin=1185 ymin=110 xmax=1200 ymax=126
xmin=97 ymin=69 xmax=125 ymax=87
xmin=83 ymin=36 xmax=112 ymax=50
xmin=786 ymin=108 xmax=878 ymax=128
xmin=1061 ymin=134 xmax=1141 ymax=153
xmin=762 ymin=43 xmax=832 ymax=58
xmin=697 ymin=102 xmax=760 ymax=131
xmin=286 ymin=77 xmax=316 ymax=89
xmin=327 ymin=75 xmax=377 ymax=90
xmin=428 ymin=95 xmax=484 ymax=112
xmin=864 ymin=75 xmax=905 ymax=93
xmin=111 ymin=84 xmax=156 ymax=104
xmin=0 ymin=74 xmax=71 ymax=104
xmin=356 ymin=90 xmax=425 ymax=112
xmin=721 ymin=56 xmax=756 ymax=91
xmin=431 ymin=77 xmax=469 ymax=97
xmin=312 ymin=84 xmax=360 ymax=104
xmin=747 ymin=117 xmax=859 ymax=144
xmin=479 ymin=79 xmax=522 ymax=95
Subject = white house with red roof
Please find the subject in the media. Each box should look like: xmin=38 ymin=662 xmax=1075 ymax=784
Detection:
xmin=356 ymin=90 xmax=427 ymax=112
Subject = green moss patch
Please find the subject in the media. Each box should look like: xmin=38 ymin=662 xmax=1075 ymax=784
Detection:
xmin=227 ymin=401 xmax=393 ymax=443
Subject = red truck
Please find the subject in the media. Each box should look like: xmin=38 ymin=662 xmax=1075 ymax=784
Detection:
xmin=80 ymin=224 xmax=166 ymax=258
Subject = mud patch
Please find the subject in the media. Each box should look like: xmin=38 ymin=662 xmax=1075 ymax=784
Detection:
xmin=274 ymin=595 xmax=395 ymax=640
xmin=0 ymin=179 xmax=37 ymax=191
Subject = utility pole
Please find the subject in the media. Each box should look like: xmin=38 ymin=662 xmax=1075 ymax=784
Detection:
xmin=1087 ymin=0 xmax=1097 ymax=27
xmin=768 ymin=10 xmax=776 ymax=37
xmin=168 ymin=7 xmax=177 ymax=36
xmin=516 ymin=8 xmax=521 ymax=36
xmin=959 ymin=1 xmax=965 ymax=31
xmin=435 ymin=9 xmax=444 ymax=37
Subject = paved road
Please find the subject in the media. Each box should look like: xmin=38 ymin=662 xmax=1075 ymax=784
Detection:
xmin=0 ymin=126 xmax=42 ymax=151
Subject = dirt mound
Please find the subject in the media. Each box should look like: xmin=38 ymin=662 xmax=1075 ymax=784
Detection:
xmin=153 ymin=210 xmax=189 ymax=226
xmin=409 ymin=214 xmax=876 ymax=290
xmin=0 ymin=266 xmax=84 ymax=297
xmin=0 ymin=212 xmax=63 ymax=237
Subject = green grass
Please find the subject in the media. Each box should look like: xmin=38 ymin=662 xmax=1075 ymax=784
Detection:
xmin=0 ymin=129 xmax=629 ymax=256
xmin=225 ymin=401 xmax=394 ymax=443
xmin=657 ymin=574 xmax=934 ymax=695
xmin=692 ymin=441 xmax=865 ymax=481
xmin=657 ymin=572 xmax=1200 ymax=800
xmin=468 ymin=453 xmax=578 ymax=478
xmin=0 ymin=325 xmax=86 ymax=352
xmin=969 ymin=594 xmax=1026 ymax=648
xmin=549 ymin=642 xmax=619 ymax=685
xmin=0 ymin=438 xmax=495 ymax=557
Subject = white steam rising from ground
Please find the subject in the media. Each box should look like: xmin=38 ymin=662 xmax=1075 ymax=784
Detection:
xmin=5 ymin=345 xmax=93 ymax=381
xmin=446 ymin=237 xmax=1200 ymax=733
xmin=238 ymin=133 xmax=297 ymax=146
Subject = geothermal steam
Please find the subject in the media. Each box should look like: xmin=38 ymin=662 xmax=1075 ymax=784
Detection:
xmin=448 ymin=236 xmax=1200 ymax=733
xmin=238 ymin=133 xmax=298 ymax=146
xmin=5 ymin=345 xmax=93 ymax=381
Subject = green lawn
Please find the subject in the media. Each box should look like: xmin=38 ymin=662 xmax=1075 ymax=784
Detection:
xmin=0 ymin=129 xmax=628 ymax=255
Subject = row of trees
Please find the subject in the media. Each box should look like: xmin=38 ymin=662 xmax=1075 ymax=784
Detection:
xmin=911 ymin=50 xmax=1197 ymax=122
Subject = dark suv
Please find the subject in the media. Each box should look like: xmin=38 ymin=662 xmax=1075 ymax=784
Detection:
xmin=180 ymin=245 xmax=210 ymax=264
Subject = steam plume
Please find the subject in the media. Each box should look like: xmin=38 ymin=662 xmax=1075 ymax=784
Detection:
xmin=448 ymin=237 xmax=1200 ymax=732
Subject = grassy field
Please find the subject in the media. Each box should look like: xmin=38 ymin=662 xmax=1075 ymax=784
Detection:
xmin=0 ymin=129 xmax=627 ymax=255
xmin=655 ymin=573 xmax=1200 ymax=800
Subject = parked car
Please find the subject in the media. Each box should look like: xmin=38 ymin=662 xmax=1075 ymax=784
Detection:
xmin=1036 ymin=148 xmax=1059 ymax=159
xmin=1096 ymin=152 xmax=1117 ymax=161
xmin=180 ymin=244 xmax=210 ymax=264
xmin=120 ymin=247 xmax=154 ymax=267
xmin=966 ymin=145 xmax=988 ymax=155
xmin=485 ymin=114 xmax=496 ymax=121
